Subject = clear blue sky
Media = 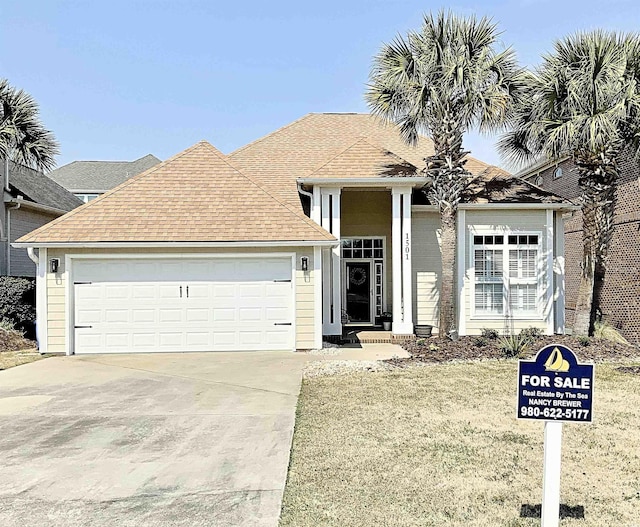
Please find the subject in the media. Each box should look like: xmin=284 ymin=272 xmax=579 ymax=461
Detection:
xmin=2 ymin=0 xmax=639 ymax=171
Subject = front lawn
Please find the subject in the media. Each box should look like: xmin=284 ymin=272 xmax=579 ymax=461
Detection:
xmin=280 ymin=361 xmax=640 ymax=526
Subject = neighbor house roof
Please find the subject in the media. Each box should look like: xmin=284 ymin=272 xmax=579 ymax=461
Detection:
xmin=49 ymin=154 xmax=161 ymax=193
xmin=2 ymin=161 xmax=83 ymax=212
xmin=229 ymin=113 xmax=495 ymax=207
xmin=17 ymin=142 xmax=335 ymax=245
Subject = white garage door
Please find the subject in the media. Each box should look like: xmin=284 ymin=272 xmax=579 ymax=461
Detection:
xmin=73 ymin=257 xmax=294 ymax=353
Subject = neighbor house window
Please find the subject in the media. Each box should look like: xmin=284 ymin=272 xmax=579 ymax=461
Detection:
xmin=75 ymin=193 xmax=100 ymax=203
xmin=553 ymin=167 xmax=563 ymax=179
xmin=472 ymin=233 xmax=541 ymax=317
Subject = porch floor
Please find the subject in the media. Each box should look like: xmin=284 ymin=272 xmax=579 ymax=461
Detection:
xmin=340 ymin=327 xmax=415 ymax=344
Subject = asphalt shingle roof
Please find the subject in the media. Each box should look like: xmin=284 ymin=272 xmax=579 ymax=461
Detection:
xmin=17 ymin=142 xmax=334 ymax=244
xmin=1 ymin=161 xmax=82 ymax=211
xmin=49 ymin=154 xmax=161 ymax=193
xmin=229 ymin=113 xmax=492 ymax=207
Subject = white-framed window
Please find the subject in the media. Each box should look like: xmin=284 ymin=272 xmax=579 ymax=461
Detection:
xmin=552 ymin=167 xmax=563 ymax=179
xmin=75 ymin=193 xmax=100 ymax=203
xmin=472 ymin=232 xmax=542 ymax=318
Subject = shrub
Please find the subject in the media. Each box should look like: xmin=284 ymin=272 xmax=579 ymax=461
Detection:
xmin=577 ymin=335 xmax=591 ymax=347
xmin=480 ymin=328 xmax=499 ymax=340
xmin=594 ymin=320 xmax=629 ymax=345
xmin=498 ymin=334 xmax=531 ymax=358
xmin=520 ymin=326 xmax=544 ymax=341
xmin=415 ymin=338 xmax=427 ymax=346
xmin=0 ymin=277 xmax=36 ymax=338
xmin=429 ymin=343 xmax=440 ymax=352
xmin=473 ymin=336 xmax=489 ymax=348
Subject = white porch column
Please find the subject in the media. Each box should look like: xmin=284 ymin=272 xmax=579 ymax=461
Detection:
xmin=392 ymin=190 xmax=402 ymax=333
xmin=401 ymin=190 xmax=413 ymax=333
xmin=320 ymin=187 xmax=342 ymax=335
xmin=392 ymin=188 xmax=413 ymax=335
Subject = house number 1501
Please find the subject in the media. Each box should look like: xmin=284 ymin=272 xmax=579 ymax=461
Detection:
xmin=404 ymin=233 xmax=410 ymax=260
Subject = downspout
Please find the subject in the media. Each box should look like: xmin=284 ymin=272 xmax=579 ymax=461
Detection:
xmin=27 ymin=247 xmax=39 ymax=265
xmin=6 ymin=200 xmax=20 ymax=276
xmin=297 ymin=182 xmax=313 ymax=200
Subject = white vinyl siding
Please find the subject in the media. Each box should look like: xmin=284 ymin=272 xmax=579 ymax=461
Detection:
xmin=411 ymin=211 xmax=441 ymax=330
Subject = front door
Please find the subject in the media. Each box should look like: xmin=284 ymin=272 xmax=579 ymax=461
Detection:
xmin=344 ymin=261 xmax=372 ymax=324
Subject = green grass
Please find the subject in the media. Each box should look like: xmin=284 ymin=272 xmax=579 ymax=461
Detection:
xmin=0 ymin=349 xmax=45 ymax=370
xmin=280 ymin=361 xmax=640 ymax=526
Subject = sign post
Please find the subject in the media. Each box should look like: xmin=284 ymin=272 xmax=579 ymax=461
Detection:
xmin=517 ymin=344 xmax=594 ymax=527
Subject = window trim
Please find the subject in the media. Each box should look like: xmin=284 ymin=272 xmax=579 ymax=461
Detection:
xmin=552 ymin=166 xmax=563 ymax=180
xmin=469 ymin=228 xmax=545 ymax=321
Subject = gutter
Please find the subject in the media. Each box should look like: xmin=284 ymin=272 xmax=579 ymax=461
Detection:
xmin=12 ymin=240 xmax=340 ymax=249
xmin=297 ymin=176 xmax=428 ymax=187
xmin=5 ymin=198 xmax=68 ymax=216
xmin=412 ymin=203 xmax=579 ymax=212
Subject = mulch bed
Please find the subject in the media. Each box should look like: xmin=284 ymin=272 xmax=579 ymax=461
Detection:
xmin=0 ymin=329 xmax=36 ymax=353
xmin=388 ymin=334 xmax=640 ymax=367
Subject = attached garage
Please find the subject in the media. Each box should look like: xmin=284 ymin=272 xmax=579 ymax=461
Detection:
xmin=13 ymin=141 xmax=335 ymax=355
xmin=72 ymin=256 xmax=295 ymax=354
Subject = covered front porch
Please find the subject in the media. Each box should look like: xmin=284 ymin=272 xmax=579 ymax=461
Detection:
xmin=301 ymin=177 xmax=428 ymax=339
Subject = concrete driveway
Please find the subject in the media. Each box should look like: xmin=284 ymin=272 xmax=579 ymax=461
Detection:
xmin=0 ymin=351 xmax=315 ymax=527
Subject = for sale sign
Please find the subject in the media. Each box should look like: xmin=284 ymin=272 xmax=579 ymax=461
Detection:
xmin=517 ymin=344 xmax=594 ymax=423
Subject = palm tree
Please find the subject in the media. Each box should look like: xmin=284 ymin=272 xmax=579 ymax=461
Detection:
xmin=0 ymin=78 xmax=59 ymax=174
xmin=499 ymin=31 xmax=640 ymax=336
xmin=366 ymin=11 xmax=524 ymax=337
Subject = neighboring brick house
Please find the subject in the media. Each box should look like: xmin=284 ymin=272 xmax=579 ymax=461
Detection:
xmin=1 ymin=161 xmax=82 ymax=277
xmin=49 ymin=154 xmax=161 ymax=202
xmin=519 ymin=154 xmax=640 ymax=345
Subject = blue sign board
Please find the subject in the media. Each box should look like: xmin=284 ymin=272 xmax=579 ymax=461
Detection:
xmin=517 ymin=344 xmax=594 ymax=423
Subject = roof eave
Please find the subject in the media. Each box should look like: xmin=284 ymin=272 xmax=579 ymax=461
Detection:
xmin=12 ymin=239 xmax=339 ymax=249
xmin=5 ymin=198 xmax=69 ymax=216
xmin=298 ymin=176 xmax=428 ymax=187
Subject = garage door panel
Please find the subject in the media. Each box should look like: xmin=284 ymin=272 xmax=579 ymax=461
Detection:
xmin=132 ymin=309 xmax=155 ymax=323
xmin=185 ymin=308 xmax=209 ymax=322
xmin=159 ymin=309 xmax=184 ymax=323
xmin=239 ymin=307 xmax=262 ymax=322
xmin=213 ymin=308 xmax=235 ymax=322
xmin=105 ymin=309 xmax=129 ymax=323
xmin=73 ymin=257 xmax=295 ymax=353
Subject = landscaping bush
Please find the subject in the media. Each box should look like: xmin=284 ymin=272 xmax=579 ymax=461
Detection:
xmin=473 ymin=336 xmax=489 ymax=348
xmin=480 ymin=328 xmax=499 ymax=340
xmin=520 ymin=326 xmax=544 ymax=341
xmin=594 ymin=320 xmax=629 ymax=345
xmin=498 ymin=333 xmax=531 ymax=358
xmin=0 ymin=277 xmax=36 ymax=339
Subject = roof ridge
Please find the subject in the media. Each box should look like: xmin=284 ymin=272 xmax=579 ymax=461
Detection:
xmin=24 ymin=142 xmax=207 ymax=241
xmin=228 ymin=114 xmax=315 ymax=157
xmin=199 ymin=142 xmax=334 ymax=240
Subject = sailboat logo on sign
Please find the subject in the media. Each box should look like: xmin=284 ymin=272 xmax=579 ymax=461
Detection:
xmin=544 ymin=347 xmax=570 ymax=372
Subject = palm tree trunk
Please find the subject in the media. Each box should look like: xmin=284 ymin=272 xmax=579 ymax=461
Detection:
xmin=573 ymin=151 xmax=617 ymax=335
xmin=439 ymin=207 xmax=457 ymax=336
xmin=573 ymin=203 xmax=597 ymax=335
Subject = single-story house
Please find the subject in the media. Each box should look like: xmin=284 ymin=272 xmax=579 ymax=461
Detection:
xmin=14 ymin=113 xmax=576 ymax=355
xmin=49 ymin=154 xmax=161 ymax=202
xmin=1 ymin=160 xmax=82 ymax=277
